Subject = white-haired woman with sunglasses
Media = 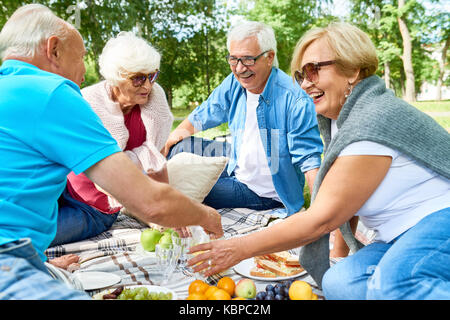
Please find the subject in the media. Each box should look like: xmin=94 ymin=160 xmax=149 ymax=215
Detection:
xmin=50 ymin=32 xmax=173 ymax=247
xmin=188 ymin=22 xmax=450 ymax=300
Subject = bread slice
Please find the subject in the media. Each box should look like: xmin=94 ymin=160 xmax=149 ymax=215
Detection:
xmin=254 ymin=257 xmax=304 ymax=277
xmin=250 ymin=266 xmax=277 ymax=278
xmin=266 ymin=251 xmax=300 ymax=266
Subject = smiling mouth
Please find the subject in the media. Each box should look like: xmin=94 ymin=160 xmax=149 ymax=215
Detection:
xmin=309 ymin=92 xmax=324 ymax=102
xmin=238 ymin=71 xmax=254 ymax=79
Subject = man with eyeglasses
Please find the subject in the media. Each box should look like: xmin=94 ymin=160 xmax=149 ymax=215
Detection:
xmin=163 ymin=21 xmax=324 ymax=219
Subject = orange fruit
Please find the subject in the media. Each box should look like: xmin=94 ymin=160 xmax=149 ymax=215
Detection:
xmin=187 ymin=293 xmax=207 ymax=300
xmin=204 ymin=286 xmax=219 ymax=299
xmin=232 ymin=297 xmax=246 ymax=300
xmin=188 ymin=279 xmax=209 ymax=295
xmin=217 ymin=277 xmax=236 ymax=296
xmin=209 ymin=288 xmax=231 ymax=300
xmin=288 ymin=280 xmax=313 ymax=300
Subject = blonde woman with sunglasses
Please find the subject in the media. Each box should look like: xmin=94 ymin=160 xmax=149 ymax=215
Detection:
xmin=188 ymin=22 xmax=450 ymax=300
xmin=51 ymin=32 xmax=174 ymax=246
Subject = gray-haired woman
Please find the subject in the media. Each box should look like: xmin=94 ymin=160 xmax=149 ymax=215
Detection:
xmin=51 ymin=32 xmax=174 ymax=246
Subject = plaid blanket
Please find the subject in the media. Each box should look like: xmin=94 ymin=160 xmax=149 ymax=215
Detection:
xmin=45 ymin=207 xmax=324 ymax=299
xmin=45 ymin=207 xmax=288 ymax=261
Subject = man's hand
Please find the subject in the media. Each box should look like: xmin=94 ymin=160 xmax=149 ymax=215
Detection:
xmin=161 ymin=118 xmax=196 ymax=157
xmin=162 ymin=134 xmax=183 ymax=157
xmin=201 ymin=207 xmax=224 ymax=239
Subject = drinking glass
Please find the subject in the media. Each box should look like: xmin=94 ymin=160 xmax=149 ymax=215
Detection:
xmin=154 ymin=243 xmax=181 ymax=285
xmin=173 ymin=236 xmax=193 ymax=270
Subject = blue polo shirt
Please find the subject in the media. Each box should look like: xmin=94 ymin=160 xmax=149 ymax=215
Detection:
xmin=189 ymin=68 xmax=323 ymax=215
xmin=0 ymin=60 xmax=121 ymax=261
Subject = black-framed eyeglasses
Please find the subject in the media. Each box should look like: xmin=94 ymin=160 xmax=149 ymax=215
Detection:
xmin=226 ymin=50 xmax=270 ymax=66
xmin=129 ymin=70 xmax=160 ymax=87
xmin=294 ymin=61 xmax=335 ymax=85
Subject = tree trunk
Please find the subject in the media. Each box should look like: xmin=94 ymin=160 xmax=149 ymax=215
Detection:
xmin=384 ymin=61 xmax=391 ymax=89
xmin=204 ymin=28 xmax=211 ymax=96
xmin=436 ymin=36 xmax=450 ymax=101
xmin=167 ymin=86 xmax=173 ymax=109
xmin=397 ymin=0 xmax=416 ymax=102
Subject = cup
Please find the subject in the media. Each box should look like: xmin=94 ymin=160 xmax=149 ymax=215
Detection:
xmin=173 ymin=236 xmax=193 ymax=269
xmin=154 ymin=243 xmax=181 ymax=285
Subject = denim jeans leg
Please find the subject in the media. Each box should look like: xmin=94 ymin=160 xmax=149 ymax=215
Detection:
xmin=50 ymin=188 xmax=119 ymax=247
xmin=322 ymin=241 xmax=391 ymax=300
xmin=203 ymin=176 xmax=283 ymax=211
xmin=0 ymin=239 xmax=91 ymax=300
xmin=167 ymin=136 xmax=230 ymax=159
xmin=366 ymin=207 xmax=450 ymax=300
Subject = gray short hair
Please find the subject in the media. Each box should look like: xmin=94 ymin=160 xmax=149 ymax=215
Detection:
xmin=0 ymin=4 xmax=72 ymax=60
xmin=226 ymin=21 xmax=279 ymax=68
xmin=99 ymin=32 xmax=161 ymax=87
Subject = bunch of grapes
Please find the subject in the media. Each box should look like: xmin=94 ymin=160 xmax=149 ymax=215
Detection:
xmin=255 ymin=281 xmax=293 ymax=300
xmin=103 ymin=286 xmax=173 ymax=300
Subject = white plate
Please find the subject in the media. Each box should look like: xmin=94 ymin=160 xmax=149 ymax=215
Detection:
xmin=233 ymin=258 xmax=306 ymax=281
xmin=92 ymin=285 xmax=178 ymax=300
xmin=75 ymin=271 xmax=121 ymax=291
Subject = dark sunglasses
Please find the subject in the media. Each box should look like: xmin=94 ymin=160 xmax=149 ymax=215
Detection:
xmin=294 ymin=60 xmax=335 ymax=85
xmin=129 ymin=70 xmax=160 ymax=87
xmin=226 ymin=50 xmax=270 ymax=66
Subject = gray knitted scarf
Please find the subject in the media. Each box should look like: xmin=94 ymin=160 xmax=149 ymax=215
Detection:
xmin=299 ymin=75 xmax=450 ymax=288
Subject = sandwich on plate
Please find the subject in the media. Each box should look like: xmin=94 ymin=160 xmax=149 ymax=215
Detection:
xmin=250 ymin=251 xmax=304 ymax=278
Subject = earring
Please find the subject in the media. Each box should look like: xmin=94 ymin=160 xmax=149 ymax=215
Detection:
xmin=344 ymin=82 xmax=353 ymax=98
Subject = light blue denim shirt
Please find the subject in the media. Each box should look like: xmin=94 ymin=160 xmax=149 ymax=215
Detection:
xmin=188 ymin=67 xmax=323 ymax=215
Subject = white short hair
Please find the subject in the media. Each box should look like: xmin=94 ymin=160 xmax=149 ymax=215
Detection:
xmin=99 ymin=32 xmax=161 ymax=86
xmin=226 ymin=21 xmax=279 ymax=68
xmin=0 ymin=4 xmax=72 ymax=60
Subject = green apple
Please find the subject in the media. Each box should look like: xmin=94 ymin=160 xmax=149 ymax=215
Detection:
xmin=140 ymin=228 xmax=162 ymax=252
xmin=171 ymin=231 xmax=180 ymax=240
xmin=163 ymin=228 xmax=174 ymax=234
xmin=158 ymin=233 xmax=172 ymax=249
xmin=235 ymin=279 xmax=256 ymax=299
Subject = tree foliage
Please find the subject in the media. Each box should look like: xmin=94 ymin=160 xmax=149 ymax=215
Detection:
xmin=0 ymin=0 xmax=447 ymax=103
xmin=236 ymin=0 xmax=335 ymax=73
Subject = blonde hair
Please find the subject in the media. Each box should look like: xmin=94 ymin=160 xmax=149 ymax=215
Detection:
xmin=0 ymin=4 xmax=72 ymax=60
xmin=291 ymin=22 xmax=378 ymax=81
xmin=99 ymin=31 xmax=161 ymax=86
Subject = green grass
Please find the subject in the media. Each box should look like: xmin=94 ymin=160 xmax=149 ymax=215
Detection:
xmin=433 ymin=117 xmax=450 ymax=129
xmin=412 ymin=100 xmax=450 ymax=112
xmin=412 ymin=100 xmax=450 ymax=130
xmin=171 ymin=108 xmax=230 ymax=140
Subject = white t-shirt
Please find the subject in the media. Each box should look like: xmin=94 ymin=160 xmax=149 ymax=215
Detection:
xmin=331 ymin=121 xmax=450 ymax=242
xmin=234 ymin=90 xmax=280 ymax=201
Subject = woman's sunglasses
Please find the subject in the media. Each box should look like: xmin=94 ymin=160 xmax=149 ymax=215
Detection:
xmin=129 ymin=70 xmax=160 ymax=87
xmin=294 ymin=60 xmax=335 ymax=85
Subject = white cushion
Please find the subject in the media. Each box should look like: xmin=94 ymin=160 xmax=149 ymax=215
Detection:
xmin=167 ymin=152 xmax=228 ymax=203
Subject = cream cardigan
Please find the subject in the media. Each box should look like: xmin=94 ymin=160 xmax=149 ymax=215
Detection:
xmin=81 ymin=80 xmax=174 ymax=173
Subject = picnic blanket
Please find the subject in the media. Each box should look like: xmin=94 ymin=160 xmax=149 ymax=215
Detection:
xmin=44 ymin=208 xmax=331 ymax=299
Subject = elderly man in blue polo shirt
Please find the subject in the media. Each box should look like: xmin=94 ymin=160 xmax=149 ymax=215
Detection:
xmin=0 ymin=4 xmax=222 ymax=300
xmin=164 ymin=21 xmax=323 ymax=217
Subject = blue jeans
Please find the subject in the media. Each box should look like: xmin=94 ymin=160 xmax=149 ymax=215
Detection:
xmin=167 ymin=136 xmax=283 ymax=211
xmin=0 ymin=238 xmax=90 ymax=299
xmin=50 ymin=188 xmax=119 ymax=247
xmin=322 ymin=207 xmax=450 ymax=300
